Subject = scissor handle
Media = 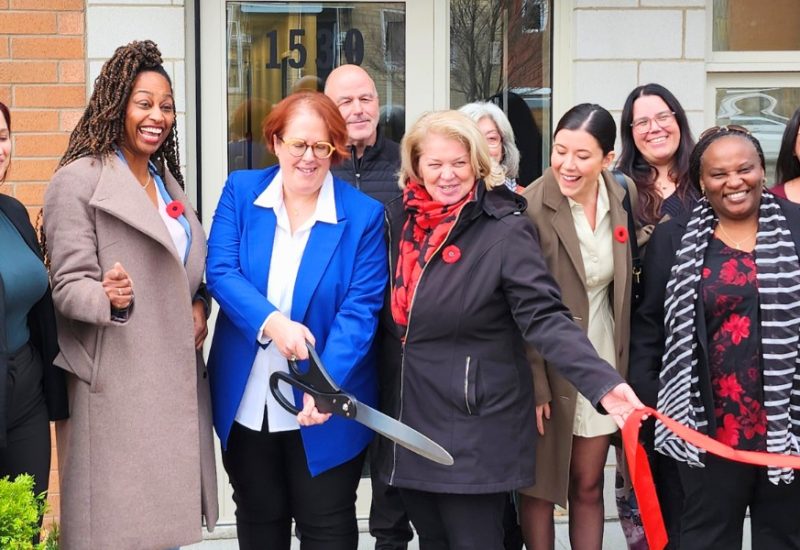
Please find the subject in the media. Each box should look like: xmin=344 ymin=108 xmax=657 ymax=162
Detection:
xmin=269 ymin=371 xmax=357 ymax=419
xmin=287 ymin=341 xmax=341 ymax=394
xmin=269 ymin=371 xmax=304 ymax=415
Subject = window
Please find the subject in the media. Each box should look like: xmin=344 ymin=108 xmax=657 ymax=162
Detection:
xmin=706 ymin=0 xmax=800 ymax=182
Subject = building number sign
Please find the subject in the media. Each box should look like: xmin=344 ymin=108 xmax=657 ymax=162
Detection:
xmin=265 ymin=28 xmax=365 ymax=70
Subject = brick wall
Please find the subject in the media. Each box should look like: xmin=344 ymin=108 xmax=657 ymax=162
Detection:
xmin=0 ymin=0 xmax=86 ymax=530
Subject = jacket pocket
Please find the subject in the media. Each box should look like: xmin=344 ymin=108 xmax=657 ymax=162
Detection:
xmin=88 ymin=326 xmax=105 ymax=393
xmin=464 ymin=356 xmax=478 ymax=415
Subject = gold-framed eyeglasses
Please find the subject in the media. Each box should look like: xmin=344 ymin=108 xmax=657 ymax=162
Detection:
xmin=631 ymin=111 xmax=676 ymax=135
xmin=278 ymin=137 xmax=336 ymax=159
xmin=698 ymin=124 xmax=751 ymax=141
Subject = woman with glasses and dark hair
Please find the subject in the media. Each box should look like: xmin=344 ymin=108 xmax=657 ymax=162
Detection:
xmin=629 ymin=125 xmax=800 ymax=549
xmin=618 ymin=84 xmax=698 ymax=231
xmin=206 ymin=90 xmax=387 ymax=550
xmin=772 ymin=106 xmax=800 ymax=201
xmin=459 ymin=101 xmax=522 ymax=192
xmin=618 ymin=83 xmax=699 ymax=548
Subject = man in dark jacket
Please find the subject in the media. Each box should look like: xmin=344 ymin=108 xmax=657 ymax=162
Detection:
xmin=325 ymin=64 xmax=402 ymax=205
xmin=325 ymin=64 xmax=408 ymax=550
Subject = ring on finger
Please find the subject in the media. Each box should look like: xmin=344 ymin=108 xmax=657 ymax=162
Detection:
xmin=117 ymin=288 xmax=123 ymax=296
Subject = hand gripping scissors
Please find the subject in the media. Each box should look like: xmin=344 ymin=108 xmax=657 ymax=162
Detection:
xmin=269 ymin=342 xmax=454 ymax=466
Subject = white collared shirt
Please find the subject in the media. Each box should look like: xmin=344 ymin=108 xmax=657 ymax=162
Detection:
xmin=234 ymin=170 xmax=338 ymax=433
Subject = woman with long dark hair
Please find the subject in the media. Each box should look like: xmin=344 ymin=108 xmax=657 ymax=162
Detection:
xmin=618 ymin=83 xmax=697 ymax=229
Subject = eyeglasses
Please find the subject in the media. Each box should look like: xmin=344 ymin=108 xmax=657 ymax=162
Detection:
xmin=631 ymin=111 xmax=676 ymax=135
xmin=698 ymin=124 xmax=751 ymax=141
xmin=485 ymin=135 xmax=503 ymax=149
xmin=278 ymin=137 xmax=336 ymax=159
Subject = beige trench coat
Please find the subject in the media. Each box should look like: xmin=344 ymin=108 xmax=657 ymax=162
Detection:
xmin=44 ymin=155 xmax=218 ymax=549
xmin=520 ymin=168 xmax=635 ymax=507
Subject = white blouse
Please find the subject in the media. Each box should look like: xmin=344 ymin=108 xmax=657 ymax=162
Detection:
xmin=568 ymin=178 xmax=618 ymax=437
xmin=234 ymin=170 xmax=337 ymax=433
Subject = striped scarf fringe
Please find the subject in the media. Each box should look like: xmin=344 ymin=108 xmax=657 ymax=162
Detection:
xmin=655 ymin=193 xmax=800 ymax=484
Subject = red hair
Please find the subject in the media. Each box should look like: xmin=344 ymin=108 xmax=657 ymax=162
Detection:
xmin=262 ymin=91 xmax=350 ymax=165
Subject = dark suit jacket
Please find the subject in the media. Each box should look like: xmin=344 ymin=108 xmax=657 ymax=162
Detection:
xmin=0 ymin=194 xmax=68 ymax=446
xmin=629 ymin=197 xmax=800 ymax=437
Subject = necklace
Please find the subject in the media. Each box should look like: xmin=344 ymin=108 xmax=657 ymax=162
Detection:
xmin=717 ymin=221 xmax=757 ymax=250
xmin=140 ymin=172 xmax=152 ymax=191
xmin=656 ymin=180 xmax=674 ymax=193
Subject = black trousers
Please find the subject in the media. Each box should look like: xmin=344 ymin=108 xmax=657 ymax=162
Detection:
xmin=221 ymin=417 xmax=366 ymax=550
xmin=0 ymin=342 xmax=50 ymax=498
xmin=678 ymin=454 xmax=800 ymax=550
xmin=369 ymin=444 xmax=413 ymax=550
xmin=398 ymin=488 xmax=506 ymax=550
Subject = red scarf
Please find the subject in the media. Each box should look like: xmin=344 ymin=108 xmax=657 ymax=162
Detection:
xmin=390 ymin=180 xmax=473 ymax=334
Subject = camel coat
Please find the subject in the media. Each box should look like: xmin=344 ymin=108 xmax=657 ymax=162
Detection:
xmin=520 ymin=168 xmax=635 ymax=506
xmin=43 ymin=155 xmax=218 ymax=549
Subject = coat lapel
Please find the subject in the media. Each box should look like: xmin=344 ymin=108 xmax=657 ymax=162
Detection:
xmin=247 ymin=186 xmax=278 ymax=297
xmin=291 ymin=183 xmax=346 ymax=323
xmin=88 ymin=155 xmax=180 ymax=264
xmin=163 ymin=171 xmax=205 ymax=290
xmin=605 ymin=171 xmax=632 ymax=327
xmin=542 ymin=171 xmax=587 ymax=287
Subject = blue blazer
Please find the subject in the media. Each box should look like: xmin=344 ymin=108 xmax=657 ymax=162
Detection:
xmin=206 ymin=165 xmax=388 ymax=475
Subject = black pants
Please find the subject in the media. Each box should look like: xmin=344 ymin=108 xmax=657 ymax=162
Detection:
xmin=653 ymin=452 xmax=683 ymax=549
xmin=678 ymin=454 xmax=800 ymax=550
xmin=369 ymin=445 xmax=413 ymax=550
xmin=221 ymin=418 xmax=365 ymax=550
xmin=0 ymin=342 xmax=50 ymax=498
xmin=399 ymin=488 xmax=506 ymax=550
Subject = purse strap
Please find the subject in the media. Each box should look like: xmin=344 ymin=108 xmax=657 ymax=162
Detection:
xmin=611 ymin=170 xmax=642 ymax=282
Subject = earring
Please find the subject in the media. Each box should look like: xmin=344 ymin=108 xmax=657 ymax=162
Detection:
xmin=700 ymin=182 xmax=705 ymax=195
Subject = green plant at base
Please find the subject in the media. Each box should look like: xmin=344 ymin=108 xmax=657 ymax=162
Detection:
xmin=0 ymin=474 xmax=57 ymax=550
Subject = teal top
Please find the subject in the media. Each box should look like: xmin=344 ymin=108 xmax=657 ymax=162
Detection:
xmin=0 ymin=211 xmax=48 ymax=351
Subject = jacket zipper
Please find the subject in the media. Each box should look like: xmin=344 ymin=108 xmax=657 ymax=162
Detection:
xmin=464 ymin=356 xmax=472 ymax=415
xmin=390 ymin=206 xmax=466 ymax=484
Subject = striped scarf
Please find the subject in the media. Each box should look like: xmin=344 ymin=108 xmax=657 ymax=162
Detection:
xmin=656 ymin=193 xmax=800 ymax=484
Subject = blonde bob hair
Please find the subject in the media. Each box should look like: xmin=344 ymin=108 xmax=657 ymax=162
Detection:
xmin=398 ymin=110 xmax=506 ymax=190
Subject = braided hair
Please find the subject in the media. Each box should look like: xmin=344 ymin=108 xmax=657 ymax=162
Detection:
xmin=59 ymin=40 xmax=183 ymax=188
xmin=689 ymin=126 xmax=765 ymax=192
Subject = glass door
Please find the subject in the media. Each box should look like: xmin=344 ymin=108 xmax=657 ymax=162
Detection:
xmin=199 ymin=0 xmax=438 ymax=526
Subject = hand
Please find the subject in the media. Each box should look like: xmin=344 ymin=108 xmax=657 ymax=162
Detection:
xmin=262 ymin=313 xmax=316 ymax=360
xmin=192 ymin=300 xmax=208 ymax=350
xmin=297 ymin=393 xmax=332 ymax=426
xmin=536 ymin=402 xmax=550 ymax=436
xmin=599 ymin=383 xmax=646 ymax=429
xmin=102 ymin=262 xmax=134 ymax=310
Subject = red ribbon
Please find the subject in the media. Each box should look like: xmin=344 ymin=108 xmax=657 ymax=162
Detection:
xmin=623 ymin=406 xmax=800 ymax=550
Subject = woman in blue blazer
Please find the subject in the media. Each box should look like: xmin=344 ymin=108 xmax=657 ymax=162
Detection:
xmin=206 ymin=91 xmax=387 ymax=550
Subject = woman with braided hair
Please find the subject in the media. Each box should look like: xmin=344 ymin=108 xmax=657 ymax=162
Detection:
xmin=42 ymin=40 xmax=217 ymax=549
xmin=630 ymin=126 xmax=800 ymax=549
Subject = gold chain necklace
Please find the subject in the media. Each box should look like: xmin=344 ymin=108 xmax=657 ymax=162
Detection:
xmin=140 ymin=172 xmax=152 ymax=191
xmin=716 ymin=221 xmax=757 ymax=250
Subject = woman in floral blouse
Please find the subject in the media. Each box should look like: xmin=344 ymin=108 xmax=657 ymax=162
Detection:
xmin=629 ymin=125 xmax=800 ymax=549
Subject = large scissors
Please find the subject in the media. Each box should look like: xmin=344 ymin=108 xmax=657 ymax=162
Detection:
xmin=269 ymin=342 xmax=454 ymax=466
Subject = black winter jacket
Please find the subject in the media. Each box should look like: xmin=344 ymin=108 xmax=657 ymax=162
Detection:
xmin=331 ymin=129 xmax=401 ymax=205
xmin=0 ymin=194 xmax=68 ymax=447
xmin=376 ymin=183 xmax=624 ymax=494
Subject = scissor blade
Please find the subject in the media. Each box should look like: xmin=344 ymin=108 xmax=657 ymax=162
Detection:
xmin=351 ymin=398 xmax=454 ymax=466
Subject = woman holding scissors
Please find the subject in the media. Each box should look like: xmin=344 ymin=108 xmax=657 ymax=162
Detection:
xmin=206 ymin=90 xmax=387 ymax=550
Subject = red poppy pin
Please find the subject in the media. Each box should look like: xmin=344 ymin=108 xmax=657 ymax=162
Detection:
xmin=442 ymin=245 xmax=461 ymax=264
xmin=614 ymin=226 xmax=628 ymax=243
xmin=166 ymin=200 xmax=185 ymax=219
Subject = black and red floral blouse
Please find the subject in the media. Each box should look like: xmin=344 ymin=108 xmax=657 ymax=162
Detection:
xmin=701 ymin=237 xmax=767 ymax=451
